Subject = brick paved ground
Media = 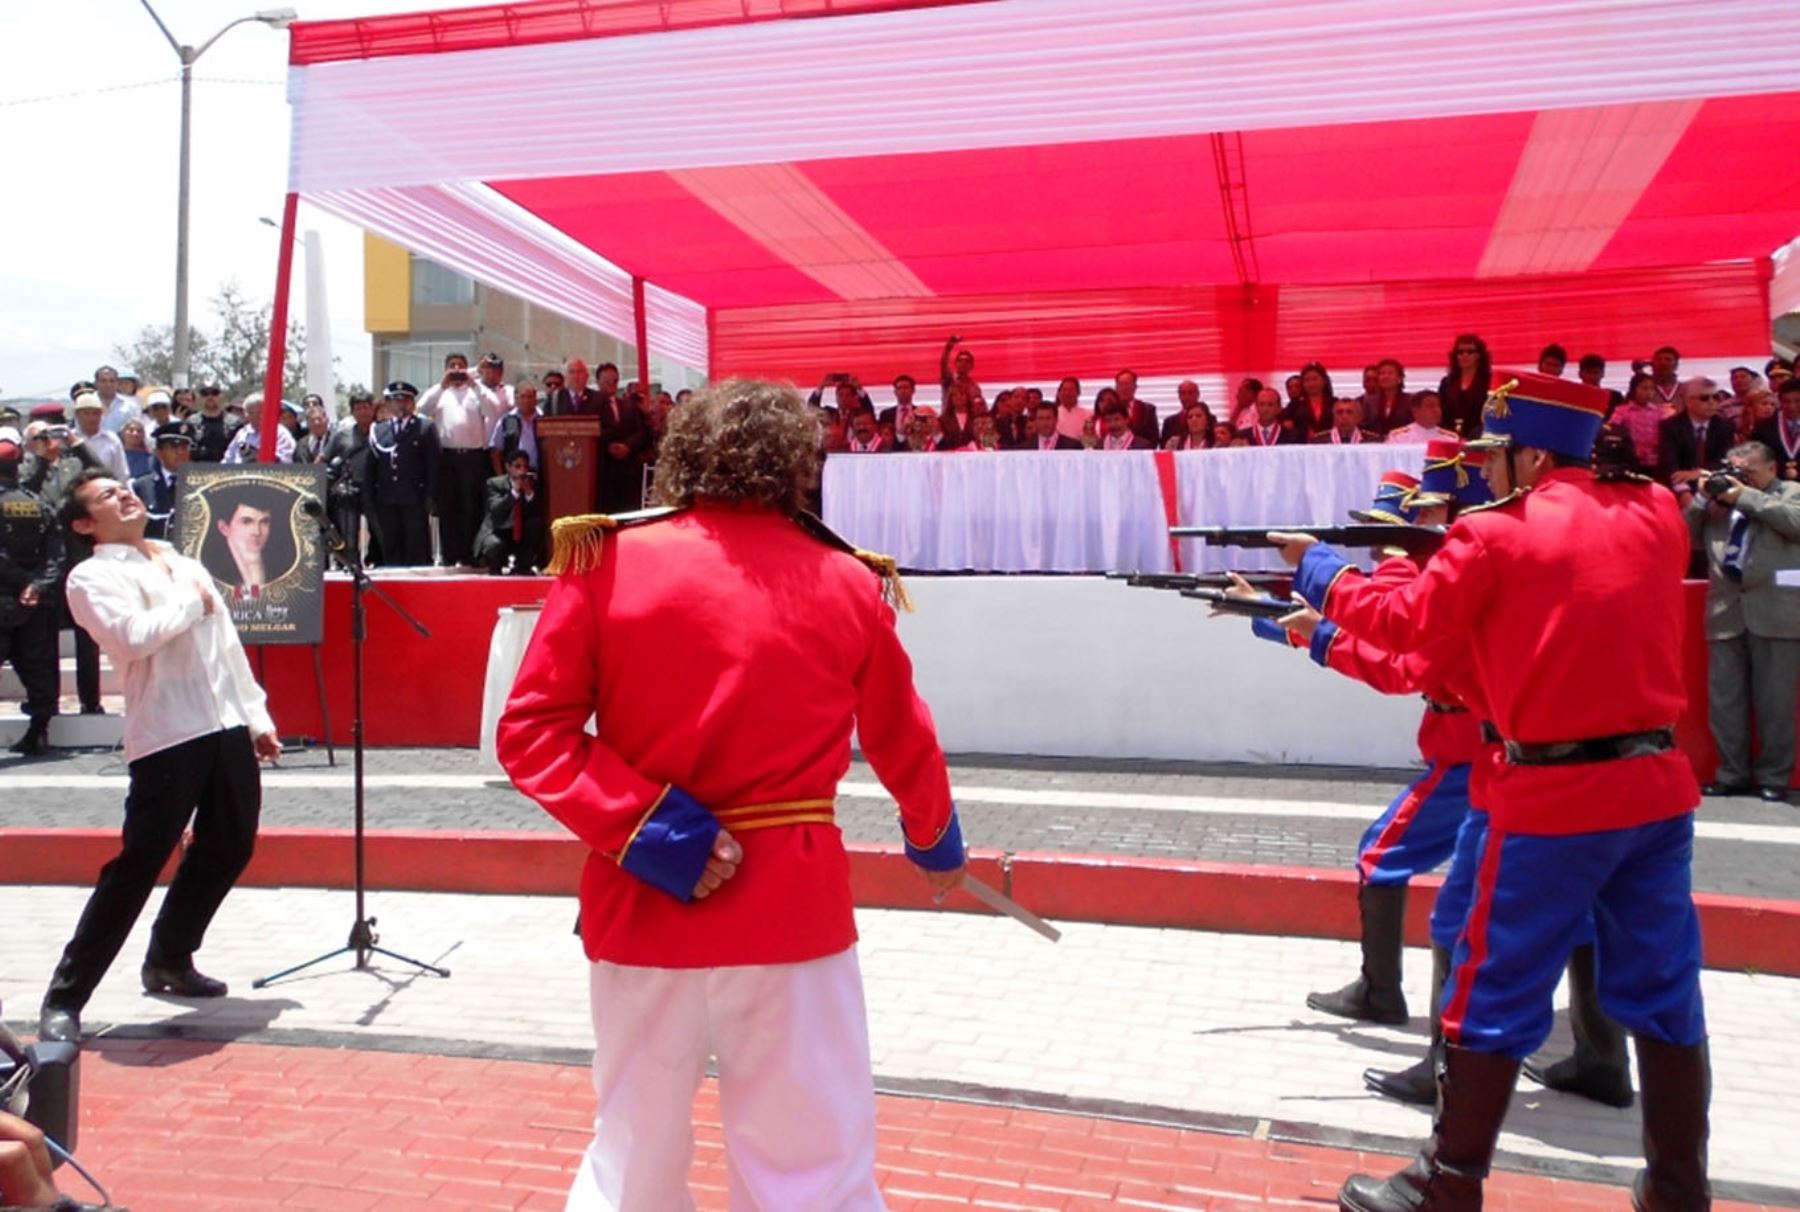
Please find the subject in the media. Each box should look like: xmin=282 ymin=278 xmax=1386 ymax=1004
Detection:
xmin=3 ymin=747 xmax=1796 ymax=897
xmin=56 ymin=1037 xmax=1787 ymax=1212
xmin=6 ymin=887 xmax=1798 ymax=1206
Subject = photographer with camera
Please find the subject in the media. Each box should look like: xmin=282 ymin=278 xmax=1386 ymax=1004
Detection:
xmin=321 ymin=390 xmax=378 ymax=567
xmin=474 ymin=449 xmax=545 ymax=575
xmin=420 ymin=352 xmax=502 ymax=567
xmin=1689 ymin=440 xmax=1800 ymax=803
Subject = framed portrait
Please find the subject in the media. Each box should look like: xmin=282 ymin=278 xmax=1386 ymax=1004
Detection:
xmin=171 ymin=464 xmax=328 ymax=645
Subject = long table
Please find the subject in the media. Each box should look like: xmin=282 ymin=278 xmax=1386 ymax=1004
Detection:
xmin=821 ymin=445 xmax=1425 ymax=573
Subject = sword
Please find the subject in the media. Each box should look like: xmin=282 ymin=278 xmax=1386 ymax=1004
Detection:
xmin=956 ymin=874 xmax=1062 ymax=942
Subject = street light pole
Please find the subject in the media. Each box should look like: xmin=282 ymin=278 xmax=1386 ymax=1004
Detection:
xmin=137 ymin=1 xmax=297 ymax=388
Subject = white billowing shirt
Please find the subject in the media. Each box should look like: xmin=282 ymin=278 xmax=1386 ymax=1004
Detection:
xmin=1054 ymin=404 xmax=1093 ymax=441
xmin=1385 ymin=423 xmax=1456 ymax=446
xmin=223 ymin=424 xmax=296 ymax=463
xmin=66 ymin=543 xmax=276 ymax=762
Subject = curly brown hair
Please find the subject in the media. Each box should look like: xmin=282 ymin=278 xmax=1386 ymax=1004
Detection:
xmin=654 ymin=378 xmax=819 ymax=513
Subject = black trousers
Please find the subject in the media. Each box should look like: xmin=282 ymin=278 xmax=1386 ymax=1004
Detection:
xmin=329 ymin=497 xmax=367 ymax=570
xmin=60 ymin=600 xmax=100 ymax=712
xmin=436 ymin=449 xmax=490 ymax=567
xmin=477 ymin=519 xmax=547 ymax=575
xmin=371 ymin=496 xmax=432 ymax=567
xmin=44 ymin=727 xmax=261 ymax=1012
xmin=0 ymin=607 xmax=59 ymax=720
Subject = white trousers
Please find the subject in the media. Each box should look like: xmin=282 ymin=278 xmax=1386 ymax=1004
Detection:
xmin=564 ymin=946 xmax=886 ymax=1212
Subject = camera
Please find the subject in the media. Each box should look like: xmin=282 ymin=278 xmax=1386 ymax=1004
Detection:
xmin=1703 ymin=470 xmax=1742 ymax=499
xmin=448 ymin=370 xmax=468 ymax=383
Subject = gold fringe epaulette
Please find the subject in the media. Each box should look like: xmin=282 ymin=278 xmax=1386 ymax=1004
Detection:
xmin=543 ymin=507 xmax=684 ymax=576
xmin=794 ymin=510 xmax=915 ymax=613
xmin=1460 ymin=487 xmax=1528 ymax=516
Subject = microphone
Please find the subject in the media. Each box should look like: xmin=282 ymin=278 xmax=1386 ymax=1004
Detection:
xmin=299 ymin=493 xmax=350 ymax=555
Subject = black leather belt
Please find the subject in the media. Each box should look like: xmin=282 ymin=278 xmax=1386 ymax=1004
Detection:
xmin=1424 ymin=697 xmax=1467 ymax=715
xmin=1479 ymin=723 xmax=1678 ymax=766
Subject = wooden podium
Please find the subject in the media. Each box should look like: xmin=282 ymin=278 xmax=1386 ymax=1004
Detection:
xmin=536 ymin=416 xmax=601 ymax=521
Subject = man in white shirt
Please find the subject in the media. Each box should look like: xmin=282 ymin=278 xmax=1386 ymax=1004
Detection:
xmin=93 ymin=364 xmax=142 ymax=437
xmin=38 ymin=471 xmax=281 ymax=1043
xmin=420 ymin=352 xmax=503 ymax=567
xmin=70 ymin=393 xmax=128 ymax=481
xmin=1385 ymin=391 xmax=1457 ymax=445
xmin=477 ymin=352 xmax=515 ymax=415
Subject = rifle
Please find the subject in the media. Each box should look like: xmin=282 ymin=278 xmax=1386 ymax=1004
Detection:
xmin=1105 ymin=571 xmax=1290 ymax=591
xmin=1170 ymin=524 xmax=1445 ymax=556
xmin=1177 ymin=587 xmax=1299 ymax=619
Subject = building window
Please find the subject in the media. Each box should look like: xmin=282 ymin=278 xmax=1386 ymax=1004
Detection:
xmin=378 ymin=336 xmax=475 ymax=390
xmin=410 ymin=256 xmax=475 ymax=307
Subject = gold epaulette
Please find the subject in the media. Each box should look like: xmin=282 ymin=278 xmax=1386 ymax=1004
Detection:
xmin=793 ymin=510 xmax=914 ymax=613
xmin=1460 ymin=488 xmax=1528 ymax=516
xmin=1597 ymin=468 xmax=1655 ymax=485
xmin=543 ymin=506 xmax=684 ymax=576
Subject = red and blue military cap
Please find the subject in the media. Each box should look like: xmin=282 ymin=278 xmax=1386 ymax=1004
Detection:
xmin=1418 ymin=436 xmax=1493 ymax=508
xmin=1348 ymin=469 xmax=1422 ymax=524
xmin=1468 ymin=370 xmax=1611 ymax=460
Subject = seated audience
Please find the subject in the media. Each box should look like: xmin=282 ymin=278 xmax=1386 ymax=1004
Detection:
xmin=1537 ymin=342 xmax=1568 ymax=377
xmin=1657 ymin=377 xmax=1735 ymax=492
xmin=1099 ymin=401 xmax=1154 ymax=450
xmin=1282 ymin=362 xmax=1336 ymax=439
xmin=1165 ymin=403 xmax=1218 ymax=450
xmin=843 ymin=408 xmax=893 ymax=452
xmin=1020 ymin=401 xmax=1082 ymax=450
xmin=1358 ymin=358 xmax=1411 ymax=434
xmin=1384 ymin=391 xmax=1454 ymax=444
xmin=905 ymin=408 xmax=955 ymax=452
xmin=1751 ymin=378 xmax=1800 ymax=483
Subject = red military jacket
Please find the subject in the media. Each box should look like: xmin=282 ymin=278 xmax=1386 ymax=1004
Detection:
xmin=1310 ymin=554 xmax=1484 ymax=766
xmin=1297 ymin=467 xmax=1698 ymax=835
xmin=497 ymin=501 xmax=956 ymax=967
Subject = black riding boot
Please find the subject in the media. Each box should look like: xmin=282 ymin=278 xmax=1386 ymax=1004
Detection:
xmin=1339 ymin=1046 xmax=1520 ymax=1211
xmin=1310 ymin=883 xmax=1411 ymax=1025
xmin=1630 ymin=1035 xmax=1711 ymax=1212
xmin=1365 ymin=943 xmax=1451 ymax=1106
xmin=9 ymin=714 xmax=52 ymax=756
xmin=1522 ymin=944 xmax=1634 ymax=1108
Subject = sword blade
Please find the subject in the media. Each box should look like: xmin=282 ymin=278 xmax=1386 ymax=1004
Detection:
xmin=960 ymin=875 xmax=1062 ymax=942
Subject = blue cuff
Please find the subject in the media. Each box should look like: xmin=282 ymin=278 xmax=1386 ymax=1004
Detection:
xmin=1249 ymin=617 xmax=1290 ymax=646
xmin=1295 ymin=543 xmax=1353 ymax=613
xmin=1308 ymin=620 xmax=1340 ymax=667
xmin=617 ymin=786 xmax=721 ymax=903
xmin=904 ymin=807 xmax=965 ymax=871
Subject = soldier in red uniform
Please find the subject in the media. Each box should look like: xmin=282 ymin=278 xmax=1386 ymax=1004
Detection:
xmin=1275 ymin=372 xmax=1709 ymax=1212
xmin=497 ymin=379 xmax=965 ymax=1212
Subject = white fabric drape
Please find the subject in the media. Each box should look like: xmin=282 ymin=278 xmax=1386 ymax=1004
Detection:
xmin=288 ymin=0 xmax=1800 ymax=191
xmin=822 ymin=446 xmax=1424 ymax=573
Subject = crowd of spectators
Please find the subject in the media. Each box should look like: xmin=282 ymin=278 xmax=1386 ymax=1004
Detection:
xmin=8 ymin=338 xmax=1796 ymax=580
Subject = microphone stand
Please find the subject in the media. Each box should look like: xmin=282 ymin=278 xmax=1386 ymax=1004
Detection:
xmin=254 ymin=501 xmax=451 ymax=987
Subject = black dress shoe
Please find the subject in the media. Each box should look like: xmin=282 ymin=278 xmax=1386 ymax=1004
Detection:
xmin=1700 ymin=782 xmax=1749 ymax=798
xmin=1760 ymin=787 xmax=1791 ymax=804
xmin=8 ymin=732 xmax=50 ymax=757
xmin=79 ymin=705 xmax=107 ymax=716
xmin=38 ymin=1005 xmax=80 ymax=1043
xmin=141 ymin=963 xmax=228 ymax=998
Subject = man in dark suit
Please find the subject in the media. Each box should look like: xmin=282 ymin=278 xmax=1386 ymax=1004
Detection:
xmin=361 ymin=382 xmax=440 ymax=566
xmin=842 ymin=409 xmax=894 ymax=453
xmin=546 ymin=359 xmax=603 ymax=416
xmin=597 ymin=369 xmax=652 ymax=513
xmin=1098 ymin=402 xmax=1155 ymax=450
xmin=876 ymin=374 xmax=919 ymax=438
xmin=130 ymin=424 xmax=191 ymax=540
xmin=1016 ymin=402 xmax=1083 ymax=450
xmin=1751 ymin=377 xmax=1800 ymax=484
xmin=323 ymin=391 xmax=378 ymax=566
xmin=475 ymin=449 xmax=548 ymax=575
xmin=1235 ymin=388 xmax=1301 ymax=447
xmin=1656 ymin=377 xmax=1735 ymax=490
xmin=1308 ymin=398 xmax=1383 ymax=446
xmin=1114 ymin=370 xmax=1160 ymax=446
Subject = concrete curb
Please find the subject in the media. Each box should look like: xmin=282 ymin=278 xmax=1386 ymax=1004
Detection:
xmin=10 ymin=826 xmax=1797 ymax=977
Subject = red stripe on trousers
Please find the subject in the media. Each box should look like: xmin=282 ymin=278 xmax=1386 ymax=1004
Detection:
xmin=1357 ymin=762 xmax=1446 ymax=882
xmin=1440 ymin=825 xmax=1506 ymax=1045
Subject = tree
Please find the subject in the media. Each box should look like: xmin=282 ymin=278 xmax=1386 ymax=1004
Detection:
xmin=114 ymin=281 xmax=308 ymax=401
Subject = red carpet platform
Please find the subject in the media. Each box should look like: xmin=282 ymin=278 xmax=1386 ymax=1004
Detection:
xmin=71 ymin=1037 xmax=1785 ymax=1211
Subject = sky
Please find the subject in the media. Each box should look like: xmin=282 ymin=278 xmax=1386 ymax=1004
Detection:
xmin=3 ymin=0 xmax=495 ymax=402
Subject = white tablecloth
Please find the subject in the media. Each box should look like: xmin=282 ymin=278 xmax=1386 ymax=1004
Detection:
xmin=478 ymin=604 xmax=544 ymax=773
xmin=823 ymin=446 xmax=1425 ymax=573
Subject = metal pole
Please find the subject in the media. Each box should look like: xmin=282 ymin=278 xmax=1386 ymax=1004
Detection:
xmin=173 ymin=50 xmax=195 ymax=387
xmin=633 ymin=275 xmax=650 ymax=402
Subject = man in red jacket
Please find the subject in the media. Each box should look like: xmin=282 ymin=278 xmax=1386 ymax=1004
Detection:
xmin=498 ymin=379 xmax=965 ymax=1212
xmin=1278 ymin=372 xmax=1709 ymax=1212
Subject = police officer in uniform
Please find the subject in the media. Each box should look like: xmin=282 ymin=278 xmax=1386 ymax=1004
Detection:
xmin=21 ymin=405 xmax=106 ymax=716
xmin=0 ymin=428 xmax=66 ymax=756
xmin=1280 ymin=371 xmax=1709 ymax=1212
xmin=131 ymin=424 xmax=192 ymax=541
xmin=361 ymin=382 xmax=439 ymax=566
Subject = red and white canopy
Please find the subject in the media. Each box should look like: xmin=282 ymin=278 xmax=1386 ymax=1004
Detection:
xmin=286 ymin=0 xmax=1800 ymax=381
